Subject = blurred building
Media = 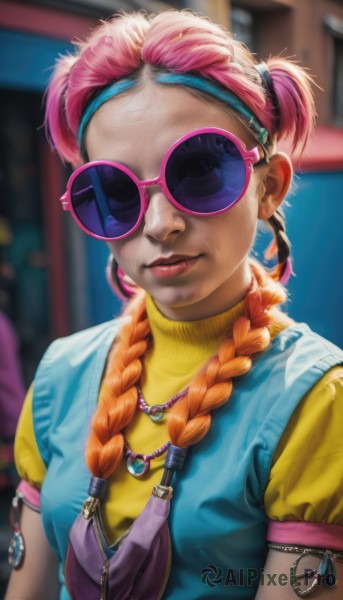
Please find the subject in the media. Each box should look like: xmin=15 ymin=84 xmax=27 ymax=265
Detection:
xmin=0 ymin=0 xmax=342 ymax=389
xmin=224 ymin=1 xmax=343 ymax=346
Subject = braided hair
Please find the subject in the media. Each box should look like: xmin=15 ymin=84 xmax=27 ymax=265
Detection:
xmin=86 ymin=261 xmax=288 ymax=478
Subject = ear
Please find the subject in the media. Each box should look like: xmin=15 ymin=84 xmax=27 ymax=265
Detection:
xmin=258 ymin=152 xmax=293 ymax=220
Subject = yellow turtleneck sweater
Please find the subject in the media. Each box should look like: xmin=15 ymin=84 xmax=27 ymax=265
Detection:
xmin=15 ymin=295 xmax=343 ymax=544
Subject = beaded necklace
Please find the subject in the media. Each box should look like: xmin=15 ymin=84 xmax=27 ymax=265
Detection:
xmin=125 ymin=386 xmax=188 ymax=477
xmin=137 ymin=386 xmax=188 ymax=422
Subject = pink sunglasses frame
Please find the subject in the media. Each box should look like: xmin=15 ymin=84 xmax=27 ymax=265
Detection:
xmin=60 ymin=127 xmax=261 ymax=241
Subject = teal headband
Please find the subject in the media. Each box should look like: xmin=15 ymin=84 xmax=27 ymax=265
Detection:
xmin=78 ymin=78 xmax=138 ymax=148
xmin=155 ymin=73 xmax=268 ymax=146
xmin=77 ymin=72 xmax=269 ymax=149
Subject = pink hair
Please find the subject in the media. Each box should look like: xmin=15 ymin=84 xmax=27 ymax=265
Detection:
xmin=265 ymin=57 xmax=316 ymax=152
xmin=45 ymin=10 xmax=316 ymax=165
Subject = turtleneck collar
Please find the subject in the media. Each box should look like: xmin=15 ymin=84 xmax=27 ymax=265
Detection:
xmin=145 ymin=293 xmax=244 ymax=364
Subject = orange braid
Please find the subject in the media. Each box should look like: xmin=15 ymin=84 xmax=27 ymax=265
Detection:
xmin=167 ymin=260 xmax=286 ymax=448
xmin=86 ymin=259 xmax=287 ymax=477
xmin=85 ymin=290 xmax=149 ymax=479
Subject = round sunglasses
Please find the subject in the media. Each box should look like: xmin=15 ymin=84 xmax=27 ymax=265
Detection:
xmin=60 ymin=128 xmax=261 ymax=241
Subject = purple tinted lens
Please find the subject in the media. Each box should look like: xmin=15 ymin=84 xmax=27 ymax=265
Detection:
xmin=71 ymin=164 xmax=141 ymax=238
xmin=165 ymin=132 xmax=247 ymax=213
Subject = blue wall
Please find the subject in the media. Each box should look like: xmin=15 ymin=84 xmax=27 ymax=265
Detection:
xmin=254 ymin=170 xmax=343 ymax=348
xmin=0 ymin=29 xmax=72 ymax=91
xmin=85 ymin=237 xmax=122 ymax=324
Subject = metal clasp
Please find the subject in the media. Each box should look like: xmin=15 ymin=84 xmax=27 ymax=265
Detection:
xmin=82 ymin=496 xmax=98 ymax=519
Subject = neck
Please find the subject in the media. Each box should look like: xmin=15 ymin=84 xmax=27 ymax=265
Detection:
xmin=153 ymin=260 xmax=252 ymax=321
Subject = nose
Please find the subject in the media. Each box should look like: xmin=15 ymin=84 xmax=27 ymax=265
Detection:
xmin=142 ymin=187 xmax=186 ymax=241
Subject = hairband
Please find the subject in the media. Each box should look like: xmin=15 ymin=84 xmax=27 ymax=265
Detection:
xmin=255 ymin=63 xmax=280 ymax=122
xmin=154 ymin=72 xmax=269 ymax=146
xmin=78 ymin=78 xmax=138 ymax=148
xmin=77 ymin=72 xmax=270 ymax=149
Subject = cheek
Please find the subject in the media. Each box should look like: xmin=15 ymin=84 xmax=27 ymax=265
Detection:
xmin=212 ymin=195 xmax=259 ymax=254
xmin=108 ymin=240 xmax=130 ymax=264
xmin=108 ymin=238 xmax=141 ymax=275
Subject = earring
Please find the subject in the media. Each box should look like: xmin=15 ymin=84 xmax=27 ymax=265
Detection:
xmin=106 ymin=254 xmax=137 ymax=299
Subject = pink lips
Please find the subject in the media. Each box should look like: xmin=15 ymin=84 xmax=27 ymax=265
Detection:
xmin=146 ymin=255 xmax=201 ymax=278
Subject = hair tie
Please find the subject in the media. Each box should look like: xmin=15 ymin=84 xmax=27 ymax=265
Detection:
xmin=256 ymin=63 xmax=280 ymax=123
xmin=88 ymin=476 xmax=108 ymax=500
xmin=279 ymin=257 xmax=294 ymax=286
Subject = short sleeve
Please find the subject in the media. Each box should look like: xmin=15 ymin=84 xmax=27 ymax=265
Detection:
xmin=14 ymin=385 xmax=46 ymax=489
xmin=265 ymin=366 xmax=343 ymax=549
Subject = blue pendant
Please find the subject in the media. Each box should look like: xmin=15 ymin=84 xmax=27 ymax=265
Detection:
xmin=149 ymin=404 xmax=164 ymax=422
xmin=126 ymin=454 xmax=150 ymax=477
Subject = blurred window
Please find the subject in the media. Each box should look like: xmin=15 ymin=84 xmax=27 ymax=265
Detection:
xmin=333 ymin=36 xmax=343 ymax=124
xmin=231 ymin=6 xmax=256 ymax=52
xmin=324 ymin=13 xmax=343 ymax=125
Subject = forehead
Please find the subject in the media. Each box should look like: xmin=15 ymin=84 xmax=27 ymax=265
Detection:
xmin=85 ymin=82 xmax=252 ymax=164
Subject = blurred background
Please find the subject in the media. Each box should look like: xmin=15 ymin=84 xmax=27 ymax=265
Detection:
xmin=0 ymin=0 xmax=342 ymax=594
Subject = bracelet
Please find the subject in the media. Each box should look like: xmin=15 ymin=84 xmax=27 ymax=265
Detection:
xmin=268 ymin=543 xmax=343 ymax=598
xmin=268 ymin=542 xmax=343 ymax=560
xmin=8 ymin=489 xmax=41 ymax=570
xmin=8 ymin=493 xmax=25 ymax=569
xmin=17 ymin=489 xmax=41 ymax=513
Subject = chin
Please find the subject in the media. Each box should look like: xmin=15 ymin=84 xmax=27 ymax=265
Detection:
xmin=152 ymin=287 xmax=218 ymax=320
xmin=151 ymin=286 xmax=203 ymax=308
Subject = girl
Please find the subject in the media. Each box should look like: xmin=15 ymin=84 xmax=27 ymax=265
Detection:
xmin=6 ymin=10 xmax=343 ymax=600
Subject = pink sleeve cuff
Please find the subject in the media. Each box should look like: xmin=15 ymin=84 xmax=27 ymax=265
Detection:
xmin=268 ymin=520 xmax=343 ymax=551
xmin=17 ymin=479 xmax=41 ymax=510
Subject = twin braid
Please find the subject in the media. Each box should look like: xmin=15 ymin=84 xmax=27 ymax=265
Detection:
xmin=86 ymin=261 xmax=286 ymax=479
xmin=268 ymin=209 xmax=291 ymax=265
